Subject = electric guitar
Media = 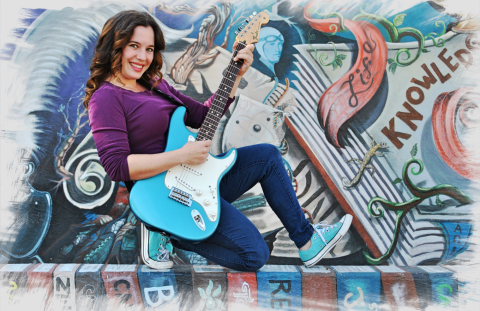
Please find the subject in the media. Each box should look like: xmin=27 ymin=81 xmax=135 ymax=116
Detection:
xmin=129 ymin=12 xmax=270 ymax=242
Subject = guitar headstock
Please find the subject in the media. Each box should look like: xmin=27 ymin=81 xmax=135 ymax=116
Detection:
xmin=235 ymin=11 xmax=270 ymax=45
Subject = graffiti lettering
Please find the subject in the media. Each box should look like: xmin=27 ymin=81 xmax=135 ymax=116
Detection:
xmin=396 ymin=103 xmax=424 ymax=131
xmin=382 ymin=118 xmax=412 ymax=149
xmin=271 ymin=298 xmax=291 ymax=308
xmin=466 ymin=34 xmax=478 ymax=51
xmin=269 ymin=280 xmax=291 ymax=308
xmin=411 ymin=64 xmax=438 ymax=89
xmin=82 ymin=285 xmax=96 ymax=301
xmin=454 ymin=49 xmax=473 ymax=68
xmin=406 ymin=86 xmax=425 ymax=105
xmin=437 ymin=284 xmax=453 ymax=306
xmin=438 ymin=49 xmax=459 ymax=72
xmin=144 ymin=286 xmax=175 ymax=307
xmin=114 ymin=280 xmax=132 ymax=303
xmin=233 ymin=282 xmax=254 ymax=304
xmin=344 ymin=287 xmax=366 ymax=308
xmin=363 ymin=39 xmax=377 ymax=54
xmin=7 ymin=281 xmax=17 ymax=303
xmin=269 ymin=280 xmax=291 ymax=296
xmin=453 ymin=235 xmax=462 ymax=244
xmin=454 ymin=224 xmax=462 ymax=233
xmin=56 ymin=277 xmax=70 ymax=297
xmin=430 ymin=62 xmax=451 ymax=83
xmin=344 ymin=74 xmax=359 ymax=107
xmin=361 ymin=57 xmax=372 ymax=81
xmin=382 ymin=44 xmax=472 ymax=148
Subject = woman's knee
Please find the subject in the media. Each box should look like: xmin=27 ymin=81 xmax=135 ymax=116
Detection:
xmin=242 ymin=242 xmax=270 ymax=272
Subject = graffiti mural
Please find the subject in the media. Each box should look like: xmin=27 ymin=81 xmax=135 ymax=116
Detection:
xmin=1 ymin=0 xmax=479 ymax=288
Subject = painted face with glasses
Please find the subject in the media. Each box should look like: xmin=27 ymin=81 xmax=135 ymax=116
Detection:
xmin=257 ymin=27 xmax=284 ymax=73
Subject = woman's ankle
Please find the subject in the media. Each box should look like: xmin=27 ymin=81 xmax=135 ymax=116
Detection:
xmin=299 ymin=239 xmax=312 ymax=251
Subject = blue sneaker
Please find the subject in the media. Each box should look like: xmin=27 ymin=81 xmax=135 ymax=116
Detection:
xmin=299 ymin=214 xmax=353 ymax=267
xmin=147 ymin=231 xmax=174 ymax=269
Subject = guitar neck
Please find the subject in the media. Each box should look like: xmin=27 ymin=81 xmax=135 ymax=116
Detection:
xmin=196 ymin=42 xmax=246 ymax=142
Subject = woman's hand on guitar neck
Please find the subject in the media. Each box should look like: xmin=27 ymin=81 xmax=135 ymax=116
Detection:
xmin=179 ymin=140 xmax=212 ymax=165
xmin=229 ymin=42 xmax=254 ymax=98
xmin=233 ymin=41 xmax=255 ymax=78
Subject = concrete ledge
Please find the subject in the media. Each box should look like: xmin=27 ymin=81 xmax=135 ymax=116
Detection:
xmin=0 ymin=264 xmax=473 ymax=310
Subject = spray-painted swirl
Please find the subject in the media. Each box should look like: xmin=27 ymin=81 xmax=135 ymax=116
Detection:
xmin=304 ymin=1 xmax=388 ymax=148
xmin=432 ymin=88 xmax=480 ymax=182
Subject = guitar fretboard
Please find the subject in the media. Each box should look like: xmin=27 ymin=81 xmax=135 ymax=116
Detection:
xmin=196 ymin=42 xmax=246 ymax=141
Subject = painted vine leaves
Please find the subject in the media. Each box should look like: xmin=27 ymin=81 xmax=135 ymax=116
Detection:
xmin=365 ymin=157 xmax=473 ymax=265
xmin=307 ymin=29 xmax=347 ymax=71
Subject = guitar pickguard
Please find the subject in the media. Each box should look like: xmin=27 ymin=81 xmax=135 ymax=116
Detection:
xmin=164 ymin=151 xmax=236 ymax=222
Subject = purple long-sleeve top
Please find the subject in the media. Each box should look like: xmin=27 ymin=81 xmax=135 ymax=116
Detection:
xmin=88 ymin=79 xmax=234 ymax=182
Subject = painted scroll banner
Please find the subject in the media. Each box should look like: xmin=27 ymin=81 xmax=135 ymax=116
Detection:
xmin=304 ymin=1 xmax=388 ymax=148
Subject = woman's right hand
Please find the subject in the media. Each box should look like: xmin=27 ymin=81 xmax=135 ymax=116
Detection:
xmin=179 ymin=140 xmax=212 ymax=165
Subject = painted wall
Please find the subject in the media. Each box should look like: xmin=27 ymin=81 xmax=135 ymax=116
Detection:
xmin=1 ymin=0 xmax=479 ymax=275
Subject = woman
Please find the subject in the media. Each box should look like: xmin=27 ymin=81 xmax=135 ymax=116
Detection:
xmin=85 ymin=10 xmax=352 ymax=271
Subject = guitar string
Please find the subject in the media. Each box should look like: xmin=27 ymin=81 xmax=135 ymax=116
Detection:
xmin=178 ymin=42 xmax=245 ymax=199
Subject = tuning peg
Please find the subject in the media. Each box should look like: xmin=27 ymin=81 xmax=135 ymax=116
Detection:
xmin=237 ymin=27 xmax=243 ymax=31
xmin=245 ymin=19 xmax=250 ymax=23
xmin=253 ymin=11 xmax=257 ymax=15
xmin=235 ymin=31 xmax=239 ymax=35
xmin=249 ymin=15 xmax=253 ymax=19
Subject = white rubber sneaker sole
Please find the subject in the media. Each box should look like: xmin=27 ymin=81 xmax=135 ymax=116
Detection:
xmin=303 ymin=214 xmax=353 ymax=267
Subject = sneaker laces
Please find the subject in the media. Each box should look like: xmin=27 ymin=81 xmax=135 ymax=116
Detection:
xmin=312 ymin=221 xmax=338 ymax=244
xmin=155 ymin=234 xmax=171 ymax=262
xmin=156 ymin=244 xmax=170 ymax=261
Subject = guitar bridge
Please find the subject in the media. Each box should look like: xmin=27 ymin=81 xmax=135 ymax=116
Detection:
xmin=169 ymin=187 xmax=192 ymax=207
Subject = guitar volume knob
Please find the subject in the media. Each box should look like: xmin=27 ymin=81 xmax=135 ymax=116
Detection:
xmin=203 ymin=199 xmax=211 ymax=206
xmin=196 ymin=189 xmax=203 ymax=196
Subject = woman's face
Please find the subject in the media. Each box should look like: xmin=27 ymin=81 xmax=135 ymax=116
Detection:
xmin=120 ymin=25 xmax=155 ymax=82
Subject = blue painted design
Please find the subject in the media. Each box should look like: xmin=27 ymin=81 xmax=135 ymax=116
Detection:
xmin=437 ymin=222 xmax=473 ymax=263
xmin=257 ymin=266 xmax=302 ymax=310
xmin=330 ymin=266 xmax=381 ymax=311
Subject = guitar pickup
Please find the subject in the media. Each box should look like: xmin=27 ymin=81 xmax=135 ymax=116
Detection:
xmin=175 ymin=176 xmax=195 ymax=190
xmin=180 ymin=164 xmax=202 ymax=176
xmin=169 ymin=187 xmax=192 ymax=207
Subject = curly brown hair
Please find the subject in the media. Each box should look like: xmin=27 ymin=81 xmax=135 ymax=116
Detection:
xmin=83 ymin=10 xmax=165 ymax=108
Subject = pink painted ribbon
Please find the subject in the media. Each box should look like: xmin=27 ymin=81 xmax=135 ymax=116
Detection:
xmin=304 ymin=1 xmax=388 ymax=148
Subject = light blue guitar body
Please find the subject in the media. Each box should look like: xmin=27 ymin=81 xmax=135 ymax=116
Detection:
xmin=129 ymin=106 xmax=237 ymax=242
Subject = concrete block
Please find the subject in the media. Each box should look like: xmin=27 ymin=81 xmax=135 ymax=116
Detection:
xmin=192 ymin=265 xmax=228 ymax=310
xmin=419 ymin=266 xmax=458 ymax=309
xmin=374 ymin=265 xmax=419 ymax=311
xmin=75 ymin=264 xmax=106 ymax=311
xmin=0 ymin=263 xmax=35 ymax=308
xmin=227 ymin=270 xmax=257 ymax=310
xmin=330 ymin=266 xmax=381 ymax=311
xmin=299 ymin=266 xmax=337 ymax=311
xmin=53 ymin=264 xmax=81 ymax=311
xmin=28 ymin=263 xmax=57 ymax=309
xmin=257 ymin=265 xmax=302 ymax=310
xmin=101 ymin=264 xmax=143 ymax=309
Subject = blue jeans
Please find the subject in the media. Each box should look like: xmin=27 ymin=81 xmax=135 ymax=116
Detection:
xmin=172 ymin=144 xmax=314 ymax=271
